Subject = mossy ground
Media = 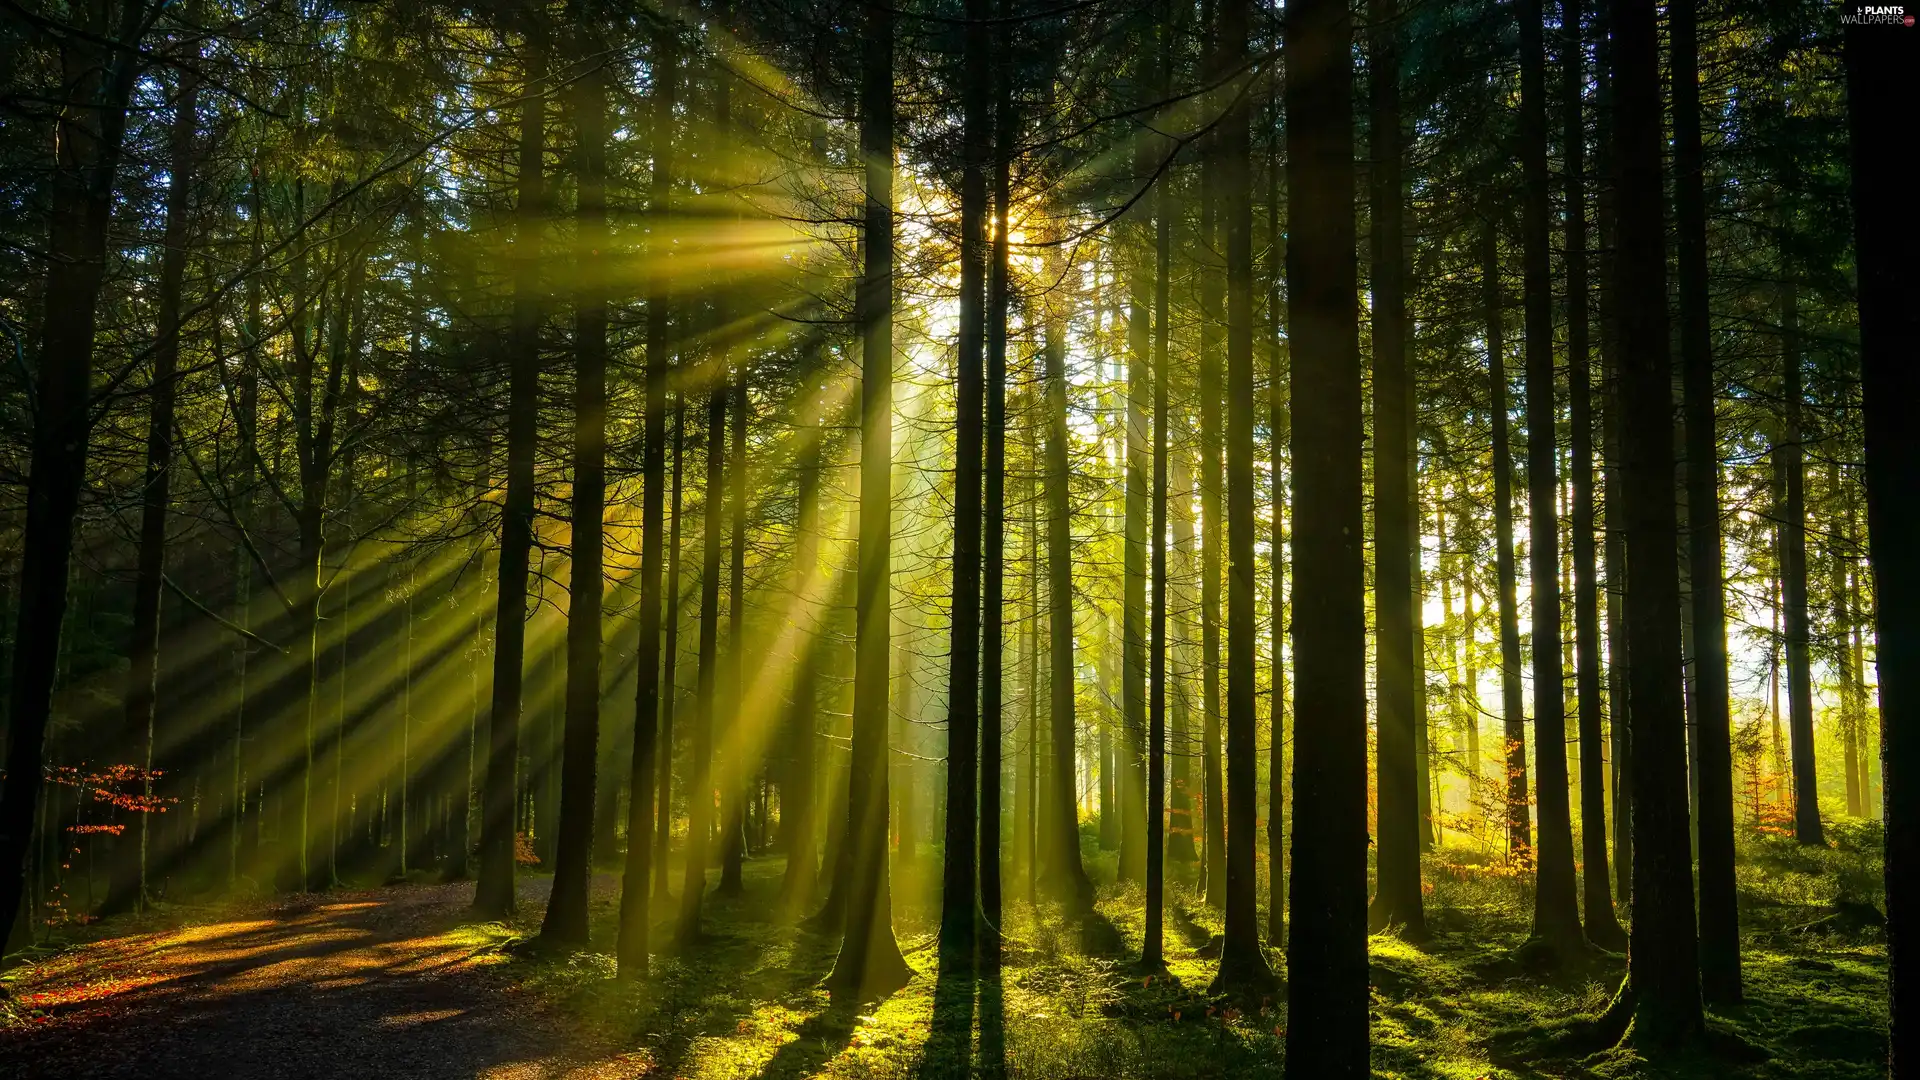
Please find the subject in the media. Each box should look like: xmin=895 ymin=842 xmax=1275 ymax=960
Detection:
xmin=467 ymin=825 xmax=1887 ymax=1079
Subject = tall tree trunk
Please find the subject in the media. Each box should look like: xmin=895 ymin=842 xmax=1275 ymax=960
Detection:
xmin=1024 ymin=471 xmax=1042 ymax=901
xmin=1600 ymin=0 xmax=1706 ymax=1044
xmin=106 ymin=59 xmax=198 ymax=917
xmin=1118 ymin=27 xmax=1156 ymax=892
xmin=1519 ymin=0 xmax=1581 ymax=954
xmin=1671 ymin=0 xmax=1740 ymax=1000
xmin=0 ymin=0 xmax=150 ymax=952
xmin=1562 ymin=0 xmax=1626 ymax=951
xmin=1483 ymin=213 xmax=1530 ymax=860
xmin=1835 ymin=473 xmax=1861 ymax=820
xmin=980 ymin=45 xmax=1014 ymax=935
xmin=1199 ymin=0 xmax=1227 ymax=907
xmin=939 ymin=0 xmax=989 ymax=962
xmin=1845 ymin=22 xmax=1916 ymax=1070
xmin=1461 ymin=543 xmax=1482 ymax=793
xmin=541 ymin=33 xmax=610 ymax=948
xmin=476 ymin=13 xmax=546 ymax=917
xmin=717 ymin=367 xmax=750 ymax=895
xmin=1265 ymin=75 xmax=1288 ymax=945
xmin=1170 ymin=451 xmax=1199 ymax=866
xmin=1593 ymin=13 xmax=1632 ymax=901
xmin=1143 ymin=32 xmax=1173 ymax=967
xmin=676 ymin=356 xmax=726 ymax=940
xmin=1779 ymin=280 xmax=1823 ymax=846
xmin=653 ymin=399 xmax=685 ymax=902
xmin=1283 ymin=0 xmax=1366 ymax=1060
xmin=309 ymin=234 xmax=364 ymax=891
xmin=1099 ymin=724 xmax=1115 ymax=850
xmin=1212 ymin=0 xmax=1270 ymax=993
xmin=1040 ymin=255 xmax=1094 ymax=911
xmin=1366 ymin=0 xmax=1424 ymax=939
xmin=824 ymin=0 xmax=913 ymax=996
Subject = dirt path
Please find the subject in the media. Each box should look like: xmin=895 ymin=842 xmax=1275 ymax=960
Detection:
xmin=0 ymin=880 xmax=643 ymax=1079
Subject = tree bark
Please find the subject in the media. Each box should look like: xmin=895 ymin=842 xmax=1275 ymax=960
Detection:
xmin=1143 ymin=29 xmax=1172 ymax=967
xmin=1040 ymin=255 xmax=1094 ymax=911
xmin=1604 ymin=0 xmax=1706 ymax=1044
xmin=1265 ymin=71 xmax=1288 ymax=945
xmin=1282 ymin=0 xmax=1367 ymax=1062
xmin=1845 ymin=20 xmax=1917 ymax=1071
xmin=1562 ymin=0 xmax=1626 ymax=952
xmin=676 ymin=356 xmax=726 ymax=941
xmin=717 ymin=365 xmax=750 ymax=895
xmin=1519 ymin=0 xmax=1581 ymax=954
xmin=1593 ymin=11 xmax=1632 ymax=902
xmin=938 ymin=0 xmax=990 ymax=963
xmin=1211 ymin=0 xmax=1272 ymax=995
xmin=1483 ymin=212 xmax=1530 ymax=860
xmin=106 ymin=57 xmax=199 ymax=917
xmin=1671 ymin=0 xmax=1740 ymax=1000
xmin=542 ymin=26 xmax=609 ymax=951
xmin=980 ymin=38 xmax=1014 ymax=934
xmin=476 ymin=11 xmax=546 ymax=918
xmin=1200 ymin=0 xmax=1227 ymax=906
xmin=1779 ymin=279 xmax=1823 ymax=847
xmin=1366 ymin=0 xmax=1424 ymax=940
xmin=652 ymin=399 xmax=686 ymax=903
xmin=825 ymin=0 xmax=912 ymax=999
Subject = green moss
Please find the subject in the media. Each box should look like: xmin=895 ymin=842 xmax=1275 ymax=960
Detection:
xmin=471 ymin=829 xmax=1885 ymax=1079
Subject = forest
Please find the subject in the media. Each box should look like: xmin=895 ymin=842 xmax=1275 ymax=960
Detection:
xmin=0 ymin=0 xmax=1912 ymax=1077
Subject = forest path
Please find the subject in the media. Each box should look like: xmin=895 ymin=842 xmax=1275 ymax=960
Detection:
xmin=0 ymin=877 xmax=644 ymax=1079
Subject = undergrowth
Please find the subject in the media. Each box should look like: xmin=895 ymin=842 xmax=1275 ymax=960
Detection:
xmin=468 ymin=825 xmax=1886 ymax=1079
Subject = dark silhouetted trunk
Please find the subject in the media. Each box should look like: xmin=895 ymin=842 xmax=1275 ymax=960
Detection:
xmin=1143 ymin=27 xmax=1173 ymax=967
xmin=939 ymin=0 xmax=989 ymax=963
xmin=1171 ymin=451 xmax=1199 ymax=868
xmin=542 ymin=32 xmax=609 ymax=951
xmin=1562 ymin=0 xmax=1626 ymax=951
xmin=1199 ymin=0 xmax=1227 ymax=906
xmin=1120 ymin=186 xmax=1150 ymax=889
xmin=1601 ymin=0 xmax=1706 ymax=1044
xmin=1779 ymin=280 xmax=1823 ymax=847
xmin=477 ymin=13 xmax=546 ymax=918
xmin=1845 ymin=20 xmax=1915 ymax=1071
xmin=1519 ymin=0 xmax=1580 ymax=954
xmin=1366 ymin=0 xmax=1424 ymax=940
xmin=653 ymin=399 xmax=686 ymax=903
xmin=1283 ymin=0 xmax=1366 ymax=1062
xmin=717 ymin=368 xmax=749 ymax=895
xmin=1672 ymin=0 xmax=1739 ymax=1001
xmin=1040 ymin=257 xmax=1094 ymax=911
xmin=1593 ymin=14 xmax=1631 ymax=901
xmin=105 ymin=58 xmax=198 ymax=917
xmin=677 ymin=358 xmax=725 ymax=941
xmin=1211 ymin=0 xmax=1272 ymax=995
xmin=1266 ymin=81 xmax=1288 ymax=944
xmin=824 ymin=0 xmax=913 ymax=999
xmin=980 ymin=44 xmax=1013 ymax=934
xmin=1483 ymin=213 xmax=1530 ymax=860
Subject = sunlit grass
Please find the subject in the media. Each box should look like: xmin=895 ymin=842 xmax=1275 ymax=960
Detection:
xmin=436 ymin=823 xmax=1886 ymax=1080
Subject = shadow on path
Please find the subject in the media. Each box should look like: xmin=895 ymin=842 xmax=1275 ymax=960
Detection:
xmin=0 ymin=880 xmax=609 ymax=1080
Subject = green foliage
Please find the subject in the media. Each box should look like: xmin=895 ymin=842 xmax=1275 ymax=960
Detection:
xmin=448 ymin=836 xmax=1889 ymax=1080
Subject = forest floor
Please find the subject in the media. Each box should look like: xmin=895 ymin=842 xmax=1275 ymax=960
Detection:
xmin=0 ymin=875 xmax=642 ymax=1078
xmin=0 ymin=827 xmax=1889 ymax=1079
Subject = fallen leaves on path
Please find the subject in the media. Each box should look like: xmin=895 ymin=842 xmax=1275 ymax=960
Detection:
xmin=0 ymin=881 xmax=641 ymax=1079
